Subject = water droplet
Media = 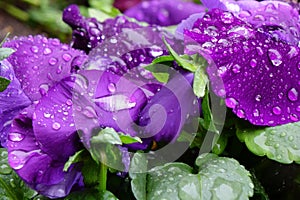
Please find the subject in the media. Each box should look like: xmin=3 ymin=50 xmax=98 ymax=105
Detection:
xmin=268 ymin=49 xmax=282 ymax=66
xmin=110 ymin=38 xmax=117 ymax=44
xmin=288 ymin=46 xmax=298 ymax=58
xmin=66 ymin=99 xmax=73 ymax=106
xmin=49 ymin=57 xmax=58 ymax=66
xmin=274 ymin=143 xmax=280 ymax=148
xmin=52 ymin=122 xmax=61 ymax=130
xmin=232 ymin=64 xmax=241 ymax=73
xmin=253 ymin=109 xmax=260 ymax=117
xmin=39 ymin=84 xmax=49 ymax=96
xmin=280 ymin=132 xmax=286 ymax=137
xmin=254 ymin=14 xmax=265 ymax=21
xmin=237 ymin=109 xmax=245 ymax=118
xmin=296 ymin=105 xmax=300 ymax=112
xmin=30 ymin=46 xmax=39 ymax=53
xmin=221 ymin=12 xmax=234 ymax=24
xmin=203 ymin=13 xmax=211 ymax=21
xmin=107 ymin=83 xmax=116 ymax=93
xmin=288 ymin=88 xmax=298 ymax=101
xmin=139 ymin=54 xmax=146 ymax=62
xmin=288 ymin=135 xmax=294 ymax=141
xmin=256 ymin=47 xmax=264 ymax=55
xmin=51 ymin=39 xmax=60 ymax=46
xmin=32 ymin=65 xmax=39 ymax=71
xmin=272 ymin=106 xmax=282 ymax=115
xmin=225 ymin=97 xmax=238 ymax=108
xmin=94 ymin=94 xmax=136 ymax=112
xmin=290 ymin=114 xmax=298 ymax=121
xmin=255 ymin=94 xmax=262 ymax=102
xmin=56 ymin=65 xmax=62 ymax=74
xmin=250 ymin=59 xmax=257 ymax=68
xmin=217 ymin=66 xmax=227 ymax=77
xmin=218 ymin=89 xmax=226 ymax=97
xmin=149 ymin=46 xmax=163 ymax=57
xmin=8 ymin=132 xmax=25 ymax=142
xmin=43 ymin=48 xmax=52 ymax=55
xmin=62 ymin=53 xmax=72 ymax=62
xmin=9 ymin=150 xmax=40 ymax=170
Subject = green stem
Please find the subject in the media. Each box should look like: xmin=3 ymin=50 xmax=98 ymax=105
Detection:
xmin=0 ymin=2 xmax=29 ymax=22
xmin=99 ymin=162 xmax=108 ymax=192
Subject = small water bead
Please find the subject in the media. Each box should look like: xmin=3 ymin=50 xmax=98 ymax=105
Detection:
xmin=149 ymin=46 xmax=163 ymax=57
xmin=52 ymin=122 xmax=61 ymax=130
xmin=256 ymin=47 xmax=264 ymax=55
xmin=62 ymin=53 xmax=72 ymax=62
xmin=288 ymin=135 xmax=294 ymax=141
xmin=217 ymin=66 xmax=227 ymax=77
xmin=56 ymin=65 xmax=63 ymax=74
xmin=66 ymin=99 xmax=73 ymax=106
xmin=253 ymin=109 xmax=260 ymax=117
xmin=225 ymin=97 xmax=238 ymax=108
xmin=110 ymin=38 xmax=118 ymax=44
xmin=255 ymin=94 xmax=262 ymax=102
xmin=30 ymin=46 xmax=39 ymax=53
xmin=83 ymin=106 xmax=97 ymax=118
xmin=39 ymin=84 xmax=49 ymax=96
xmin=220 ymin=12 xmax=234 ymax=24
xmin=272 ymin=106 xmax=282 ymax=115
xmin=288 ymin=88 xmax=298 ymax=101
xmin=288 ymin=46 xmax=298 ymax=58
xmin=49 ymin=57 xmax=58 ymax=66
xmin=43 ymin=47 xmax=52 ymax=55
xmin=107 ymin=83 xmax=116 ymax=93
xmin=296 ymin=105 xmax=300 ymax=112
xmin=32 ymin=65 xmax=39 ymax=71
xmin=290 ymin=114 xmax=299 ymax=121
xmin=250 ymin=59 xmax=257 ymax=68
xmin=237 ymin=109 xmax=245 ymax=118
xmin=8 ymin=132 xmax=25 ymax=142
xmin=217 ymin=89 xmax=226 ymax=97
xmin=232 ymin=64 xmax=241 ymax=73
xmin=280 ymin=132 xmax=286 ymax=137
xmin=267 ymin=49 xmax=282 ymax=66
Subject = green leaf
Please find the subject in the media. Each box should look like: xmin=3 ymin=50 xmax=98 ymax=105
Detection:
xmin=200 ymin=88 xmax=219 ymax=133
xmin=0 ymin=33 xmax=10 ymax=47
xmin=0 ymin=76 xmax=10 ymax=92
xmin=163 ymin=37 xmax=197 ymax=72
xmin=212 ymin=133 xmax=228 ymax=155
xmin=91 ymin=128 xmax=122 ymax=145
xmin=193 ymin=65 xmax=209 ymax=98
xmin=236 ymin=121 xmax=300 ymax=164
xmin=144 ymin=64 xmax=170 ymax=83
xmin=178 ymin=174 xmax=202 ymax=200
xmin=196 ymin=153 xmax=254 ymax=200
xmin=0 ymin=48 xmax=15 ymax=61
xmin=99 ymin=190 xmax=119 ymax=200
xmin=147 ymin=163 xmax=193 ymax=200
xmin=0 ymin=149 xmax=37 ymax=200
xmin=88 ymin=8 xmax=114 ymax=22
xmin=81 ymin=156 xmax=100 ymax=186
xmin=150 ymin=55 xmax=175 ymax=64
xmin=129 ymin=153 xmax=147 ymax=200
xmin=64 ymin=150 xmax=85 ymax=172
xmin=250 ymin=170 xmax=269 ymax=200
xmin=119 ymin=133 xmax=142 ymax=144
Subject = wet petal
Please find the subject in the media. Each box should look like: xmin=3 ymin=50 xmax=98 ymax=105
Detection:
xmin=184 ymin=9 xmax=300 ymax=126
xmin=138 ymin=72 xmax=199 ymax=144
xmin=7 ymin=106 xmax=82 ymax=198
xmin=33 ymin=77 xmax=82 ymax=161
xmin=113 ymin=0 xmax=141 ymax=12
xmin=3 ymin=35 xmax=87 ymax=101
xmin=124 ymin=0 xmax=206 ymax=26
xmin=63 ymin=4 xmax=140 ymax=53
xmin=0 ymin=60 xmax=31 ymax=147
xmin=71 ymin=70 xmax=149 ymax=150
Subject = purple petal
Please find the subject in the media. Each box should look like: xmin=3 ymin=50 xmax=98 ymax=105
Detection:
xmin=7 ymin=106 xmax=82 ymax=198
xmin=176 ymin=13 xmax=205 ymax=39
xmin=33 ymin=77 xmax=82 ymax=161
xmin=3 ymin=35 xmax=87 ymax=101
xmin=70 ymin=70 xmax=149 ymax=150
xmin=63 ymin=4 xmax=140 ymax=53
xmin=124 ymin=0 xmax=206 ymax=26
xmin=184 ymin=8 xmax=300 ymax=126
xmin=138 ymin=72 xmax=199 ymax=143
xmin=0 ymin=60 xmax=31 ymax=147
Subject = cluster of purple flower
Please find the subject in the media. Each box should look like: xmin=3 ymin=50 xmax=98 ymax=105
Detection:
xmin=1 ymin=0 xmax=300 ymax=198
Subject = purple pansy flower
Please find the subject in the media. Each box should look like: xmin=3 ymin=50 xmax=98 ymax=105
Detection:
xmin=124 ymin=0 xmax=206 ymax=26
xmin=63 ymin=5 xmax=198 ymax=149
xmin=1 ymin=35 xmax=87 ymax=198
xmin=113 ymin=0 xmax=141 ymax=12
xmin=184 ymin=6 xmax=300 ymax=126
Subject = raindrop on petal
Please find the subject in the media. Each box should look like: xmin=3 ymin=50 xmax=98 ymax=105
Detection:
xmin=8 ymin=132 xmax=25 ymax=142
xmin=288 ymin=88 xmax=298 ymax=101
xmin=52 ymin=122 xmax=61 ymax=130
xmin=268 ymin=49 xmax=282 ymax=66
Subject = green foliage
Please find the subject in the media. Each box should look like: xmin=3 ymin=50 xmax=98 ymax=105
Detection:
xmin=237 ymin=121 xmax=300 ymax=164
xmin=130 ymin=153 xmax=254 ymax=200
xmin=0 ymin=77 xmax=10 ymax=92
xmin=0 ymin=149 xmax=37 ymax=200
